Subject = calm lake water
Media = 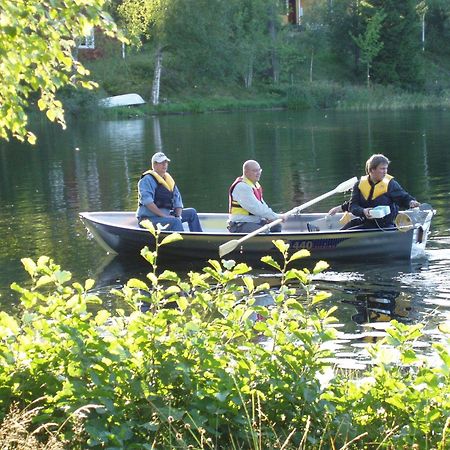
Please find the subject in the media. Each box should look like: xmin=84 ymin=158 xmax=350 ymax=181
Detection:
xmin=1 ymin=109 xmax=449 ymax=359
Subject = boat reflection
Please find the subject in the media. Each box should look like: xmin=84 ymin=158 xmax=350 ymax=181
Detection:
xmin=346 ymin=290 xmax=411 ymax=325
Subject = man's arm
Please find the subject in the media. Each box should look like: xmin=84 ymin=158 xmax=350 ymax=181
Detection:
xmin=389 ymin=180 xmax=419 ymax=208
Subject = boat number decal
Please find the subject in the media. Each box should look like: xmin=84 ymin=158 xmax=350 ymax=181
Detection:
xmin=288 ymin=238 xmax=349 ymax=250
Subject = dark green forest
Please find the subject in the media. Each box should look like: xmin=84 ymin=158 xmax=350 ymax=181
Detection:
xmin=74 ymin=0 xmax=450 ymax=111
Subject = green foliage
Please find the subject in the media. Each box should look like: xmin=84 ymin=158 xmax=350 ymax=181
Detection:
xmin=370 ymin=0 xmax=424 ymax=89
xmin=286 ymin=82 xmax=348 ymax=109
xmin=1 ymin=232 xmax=450 ymax=448
xmin=351 ymin=10 xmax=386 ymax=87
xmin=0 ymin=0 xmax=124 ymax=144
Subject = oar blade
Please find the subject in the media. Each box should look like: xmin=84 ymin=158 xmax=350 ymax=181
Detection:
xmin=335 ymin=176 xmax=358 ymax=193
xmin=219 ymin=239 xmax=240 ymax=258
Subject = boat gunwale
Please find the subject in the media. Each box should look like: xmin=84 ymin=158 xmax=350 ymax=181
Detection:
xmin=79 ymin=211 xmax=416 ymax=238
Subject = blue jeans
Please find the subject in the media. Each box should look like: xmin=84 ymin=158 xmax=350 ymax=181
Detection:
xmin=140 ymin=208 xmax=203 ymax=232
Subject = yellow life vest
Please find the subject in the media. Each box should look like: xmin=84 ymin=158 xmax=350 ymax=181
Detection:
xmin=229 ymin=177 xmax=263 ymax=215
xmin=358 ymin=174 xmax=393 ymax=201
xmin=142 ymin=170 xmax=176 ymax=192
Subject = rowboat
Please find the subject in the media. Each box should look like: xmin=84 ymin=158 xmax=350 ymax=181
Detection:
xmin=79 ymin=207 xmax=435 ymax=264
xmin=98 ymin=93 xmax=146 ymax=108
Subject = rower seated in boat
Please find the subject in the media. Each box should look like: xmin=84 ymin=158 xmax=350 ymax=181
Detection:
xmin=136 ymin=152 xmax=203 ymax=232
xmin=227 ymin=160 xmax=287 ymax=233
xmin=341 ymin=154 xmax=420 ymax=230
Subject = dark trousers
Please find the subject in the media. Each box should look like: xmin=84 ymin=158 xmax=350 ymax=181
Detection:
xmin=228 ymin=220 xmax=282 ymax=233
xmin=341 ymin=218 xmax=395 ymax=230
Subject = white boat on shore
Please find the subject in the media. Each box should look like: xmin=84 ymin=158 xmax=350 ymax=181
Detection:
xmin=98 ymin=93 xmax=146 ymax=108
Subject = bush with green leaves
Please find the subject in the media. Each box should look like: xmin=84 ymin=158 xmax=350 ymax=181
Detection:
xmin=1 ymin=223 xmax=450 ymax=449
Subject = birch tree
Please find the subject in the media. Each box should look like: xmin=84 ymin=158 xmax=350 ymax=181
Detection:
xmin=351 ymin=11 xmax=385 ymax=87
xmin=0 ymin=0 xmax=121 ymax=144
xmin=118 ymin=0 xmax=178 ymax=106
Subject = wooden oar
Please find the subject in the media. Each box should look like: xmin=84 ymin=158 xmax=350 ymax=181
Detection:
xmin=219 ymin=176 xmax=358 ymax=258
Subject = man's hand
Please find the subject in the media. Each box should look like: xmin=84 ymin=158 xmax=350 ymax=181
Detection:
xmin=328 ymin=205 xmax=343 ymax=216
xmin=363 ymin=208 xmax=372 ymax=219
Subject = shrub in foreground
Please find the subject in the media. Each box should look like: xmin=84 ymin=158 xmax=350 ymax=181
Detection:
xmin=0 ymin=227 xmax=449 ymax=449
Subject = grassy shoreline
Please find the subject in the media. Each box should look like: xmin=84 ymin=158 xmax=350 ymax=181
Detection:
xmin=67 ymin=81 xmax=450 ymax=121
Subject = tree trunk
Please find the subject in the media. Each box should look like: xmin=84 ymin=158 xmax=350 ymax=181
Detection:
xmin=268 ymin=9 xmax=279 ymax=83
xmin=245 ymin=58 xmax=254 ymax=88
xmin=152 ymin=47 xmax=163 ymax=106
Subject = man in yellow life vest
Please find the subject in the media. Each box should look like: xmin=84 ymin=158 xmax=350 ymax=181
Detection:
xmin=136 ymin=152 xmax=203 ymax=232
xmin=342 ymin=154 xmax=420 ymax=230
xmin=228 ymin=160 xmax=287 ymax=233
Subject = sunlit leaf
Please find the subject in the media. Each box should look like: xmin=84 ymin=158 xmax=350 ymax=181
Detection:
xmin=159 ymin=270 xmax=179 ymax=282
xmin=127 ymin=278 xmax=148 ymax=290
xmin=95 ymin=309 xmax=110 ymax=326
xmin=160 ymin=232 xmax=183 ymax=246
xmin=438 ymin=322 xmax=450 ymax=334
xmin=273 ymin=239 xmax=289 ymax=254
xmin=140 ymin=220 xmax=156 ymax=235
xmin=313 ymin=260 xmax=329 ymax=274
xmin=261 ymin=256 xmax=281 ymax=271
xmin=54 ymin=270 xmax=72 ymax=285
xmin=35 ymin=275 xmax=53 ymax=288
xmin=84 ymin=279 xmax=95 ymax=291
xmin=311 ymin=291 xmax=332 ymax=305
xmin=177 ymin=296 xmax=188 ymax=311
xmin=21 ymin=258 xmax=37 ymax=276
xmin=222 ymin=259 xmax=237 ymax=270
xmin=242 ymin=276 xmax=254 ymax=292
xmin=287 ymin=249 xmax=310 ymax=263
xmin=208 ymin=259 xmax=222 ymax=272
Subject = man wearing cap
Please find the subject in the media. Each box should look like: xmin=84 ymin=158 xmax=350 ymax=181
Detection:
xmin=228 ymin=160 xmax=286 ymax=233
xmin=137 ymin=152 xmax=203 ymax=232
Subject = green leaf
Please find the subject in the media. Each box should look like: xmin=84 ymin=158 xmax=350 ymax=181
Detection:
xmin=242 ymin=276 xmax=254 ymax=292
xmin=158 ymin=270 xmax=179 ymax=282
xmin=177 ymin=296 xmax=188 ymax=311
xmin=35 ymin=275 xmax=53 ymax=288
xmin=221 ymin=259 xmax=237 ymax=270
xmin=95 ymin=309 xmax=110 ymax=326
xmin=261 ymin=256 xmax=281 ymax=271
xmin=208 ymin=259 xmax=222 ymax=272
xmin=140 ymin=220 xmax=156 ymax=235
xmin=311 ymin=291 xmax=332 ymax=305
xmin=54 ymin=270 xmax=72 ymax=285
xmin=146 ymin=273 xmax=158 ymax=286
xmin=438 ymin=322 xmax=450 ymax=334
xmin=160 ymin=232 xmax=183 ymax=246
xmin=313 ymin=260 xmax=329 ymax=274
xmin=273 ymin=239 xmax=289 ymax=254
xmin=165 ymin=286 xmax=180 ymax=295
xmin=85 ymin=279 xmax=95 ymax=291
xmin=287 ymin=249 xmax=310 ymax=263
xmin=21 ymin=258 xmax=37 ymax=276
xmin=127 ymin=278 xmax=149 ymax=290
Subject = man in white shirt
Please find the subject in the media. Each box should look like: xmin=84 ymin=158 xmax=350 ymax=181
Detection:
xmin=227 ymin=160 xmax=286 ymax=233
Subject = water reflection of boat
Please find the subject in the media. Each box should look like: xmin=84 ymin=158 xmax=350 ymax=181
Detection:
xmin=348 ymin=290 xmax=411 ymax=324
xmin=79 ymin=207 xmax=435 ymax=265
